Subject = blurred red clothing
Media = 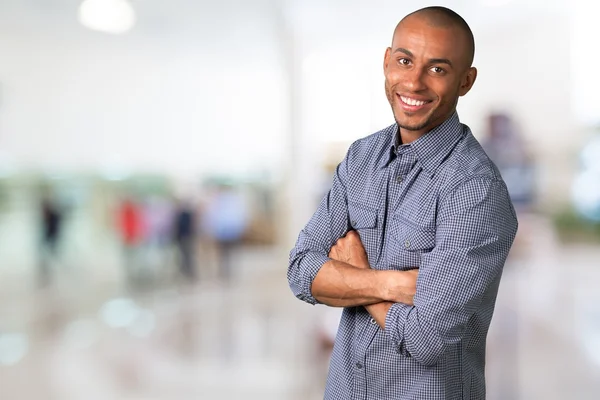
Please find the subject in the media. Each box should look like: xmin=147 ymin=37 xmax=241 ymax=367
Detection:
xmin=117 ymin=200 xmax=145 ymax=245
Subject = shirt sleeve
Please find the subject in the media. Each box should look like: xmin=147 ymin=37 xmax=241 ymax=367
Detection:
xmin=384 ymin=176 xmax=518 ymax=366
xmin=287 ymin=147 xmax=353 ymax=305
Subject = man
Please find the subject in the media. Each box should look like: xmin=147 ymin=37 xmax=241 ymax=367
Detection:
xmin=288 ymin=6 xmax=518 ymax=400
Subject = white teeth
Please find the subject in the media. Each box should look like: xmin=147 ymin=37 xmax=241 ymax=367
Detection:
xmin=400 ymin=96 xmax=427 ymax=106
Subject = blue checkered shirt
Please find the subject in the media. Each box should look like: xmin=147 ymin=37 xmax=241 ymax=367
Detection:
xmin=288 ymin=112 xmax=518 ymax=399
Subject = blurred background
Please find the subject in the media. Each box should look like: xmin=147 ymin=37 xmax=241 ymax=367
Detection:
xmin=0 ymin=0 xmax=599 ymax=399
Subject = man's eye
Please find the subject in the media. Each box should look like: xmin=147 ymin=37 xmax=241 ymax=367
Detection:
xmin=398 ymin=58 xmax=411 ymax=66
xmin=431 ymin=66 xmax=445 ymax=74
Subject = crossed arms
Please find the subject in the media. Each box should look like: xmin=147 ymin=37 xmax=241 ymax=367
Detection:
xmin=311 ymin=230 xmax=418 ymax=328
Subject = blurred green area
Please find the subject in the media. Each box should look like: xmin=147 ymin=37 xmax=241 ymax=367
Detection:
xmin=553 ymin=208 xmax=600 ymax=243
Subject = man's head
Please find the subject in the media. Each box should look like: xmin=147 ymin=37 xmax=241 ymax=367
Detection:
xmin=384 ymin=6 xmax=477 ymax=142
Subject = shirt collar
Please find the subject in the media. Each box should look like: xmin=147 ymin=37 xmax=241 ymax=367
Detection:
xmin=379 ymin=112 xmax=464 ymax=177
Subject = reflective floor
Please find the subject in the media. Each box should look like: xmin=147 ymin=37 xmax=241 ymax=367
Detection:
xmin=1 ymin=214 xmax=599 ymax=399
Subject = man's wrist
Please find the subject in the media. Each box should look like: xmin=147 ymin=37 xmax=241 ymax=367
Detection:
xmin=374 ymin=269 xmax=416 ymax=303
xmin=373 ymin=269 xmax=393 ymax=301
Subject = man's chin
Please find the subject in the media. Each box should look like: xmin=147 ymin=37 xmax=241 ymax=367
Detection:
xmin=395 ymin=118 xmax=429 ymax=132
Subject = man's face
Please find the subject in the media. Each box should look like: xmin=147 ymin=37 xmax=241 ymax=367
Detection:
xmin=384 ymin=17 xmax=476 ymax=140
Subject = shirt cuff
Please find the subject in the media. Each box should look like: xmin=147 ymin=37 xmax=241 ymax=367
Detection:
xmin=384 ymin=302 xmax=414 ymax=357
xmin=296 ymin=252 xmax=330 ymax=305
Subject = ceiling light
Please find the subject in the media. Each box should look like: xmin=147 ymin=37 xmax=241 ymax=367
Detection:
xmin=78 ymin=0 xmax=136 ymax=35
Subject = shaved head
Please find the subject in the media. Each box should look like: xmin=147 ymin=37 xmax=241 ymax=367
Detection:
xmin=395 ymin=6 xmax=475 ymax=68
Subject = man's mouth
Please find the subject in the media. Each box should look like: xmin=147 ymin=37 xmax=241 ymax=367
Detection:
xmin=397 ymin=94 xmax=432 ymax=111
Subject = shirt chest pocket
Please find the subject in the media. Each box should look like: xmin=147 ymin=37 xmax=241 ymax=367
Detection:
xmin=387 ymin=217 xmax=436 ymax=269
xmin=348 ymin=203 xmax=379 ymax=261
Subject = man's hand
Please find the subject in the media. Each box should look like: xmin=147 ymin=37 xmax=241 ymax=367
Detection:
xmin=328 ymin=230 xmax=370 ymax=269
xmin=383 ymin=268 xmax=418 ymax=305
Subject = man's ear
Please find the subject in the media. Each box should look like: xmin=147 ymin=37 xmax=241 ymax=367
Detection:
xmin=459 ymin=67 xmax=477 ymax=97
xmin=383 ymin=47 xmax=392 ymax=73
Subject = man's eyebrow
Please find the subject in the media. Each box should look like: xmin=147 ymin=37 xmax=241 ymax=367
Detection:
xmin=429 ymin=58 xmax=453 ymax=67
xmin=393 ymin=47 xmax=413 ymax=57
xmin=393 ymin=47 xmax=454 ymax=68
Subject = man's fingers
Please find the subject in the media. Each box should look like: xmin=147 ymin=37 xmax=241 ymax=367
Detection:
xmin=347 ymin=231 xmax=365 ymax=245
xmin=328 ymin=246 xmax=337 ymax=259
xmin=346 ymin=230 xmax=359 ymax=239
xmin=335 ymin=230 xmax=359 ymax=244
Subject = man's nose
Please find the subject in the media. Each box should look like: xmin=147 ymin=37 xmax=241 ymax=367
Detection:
xmin=403 ymin=68 xmax=427 ymax=92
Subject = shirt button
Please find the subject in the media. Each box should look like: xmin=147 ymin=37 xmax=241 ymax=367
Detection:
xmin=351 ymin=220 xmax=357 ymax=227
xmin=355 ymin=362 xmax=363 ymax=369
xmin=370 ymin=318 xmax=377 ymax=325
xmin=396 ymin=175 xmax=403 ymax=183
xmin=404 ymin=240 xmax=410 ymax=248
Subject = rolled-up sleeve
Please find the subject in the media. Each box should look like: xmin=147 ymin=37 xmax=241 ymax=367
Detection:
xmin=288 ymin=148 xmax=353 ymax=305
xmin=384 ymin=176 xmax=518 ymax=365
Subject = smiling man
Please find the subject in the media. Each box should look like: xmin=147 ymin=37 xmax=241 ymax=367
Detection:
xmin=288 ymin=6 xmax=518 ymax=400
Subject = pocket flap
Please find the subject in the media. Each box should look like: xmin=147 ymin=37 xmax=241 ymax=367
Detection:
xmin=392 ymin=219 xmax=435 ymax=251
xmin=348 ymin=203 xmax=378 ymax=229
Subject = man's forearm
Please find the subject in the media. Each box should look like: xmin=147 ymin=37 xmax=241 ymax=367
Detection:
xmin=311 ymin=259 xmax=387 ymax=307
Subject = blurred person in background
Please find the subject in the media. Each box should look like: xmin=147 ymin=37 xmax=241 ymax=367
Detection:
xmin=481 ymin=112 xmax=536 ymax=213
xmin=172 ymin=198 xmax=198 ymax=281
xmin=142 ymin=195 xmax=174 ymax=275
xmin=201 ymin=182 xmax=249 ymax=283
xmin=38 ymin=188 xmax=64 ymax=287
xmin=288 ymin=6 xmax=518 ymax=400
xmin=481 ymin=113 xmax=536 ymax=254
xmin=117 ymin=196 xmax=146 ymax=286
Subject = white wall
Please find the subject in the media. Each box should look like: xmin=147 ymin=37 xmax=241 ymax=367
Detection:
xmin=0 ymin=1 xmax=288 ymax=177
